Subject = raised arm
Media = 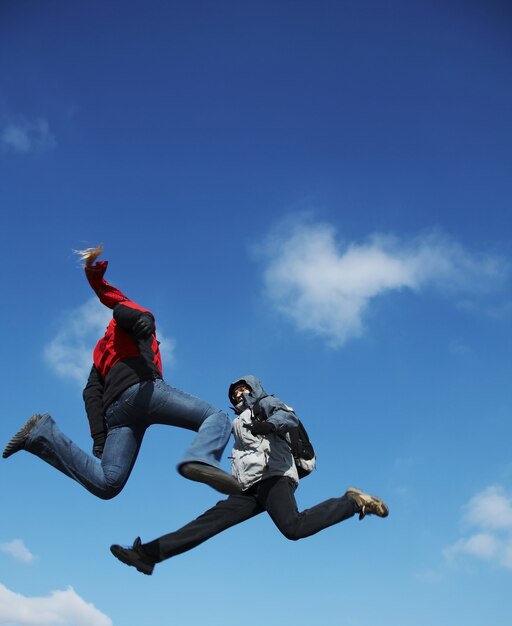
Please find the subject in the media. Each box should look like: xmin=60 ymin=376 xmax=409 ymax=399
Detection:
xmin=75 ymin=245 xmax=139 ymax=310
xmin=254 ymin=396 xmax=299 ymax=434
xmin=84 ymin=260 xmax=132 ymax=309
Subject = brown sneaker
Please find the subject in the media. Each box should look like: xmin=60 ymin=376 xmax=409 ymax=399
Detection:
xmin=346 ymin=487 xmax=389 ymax=520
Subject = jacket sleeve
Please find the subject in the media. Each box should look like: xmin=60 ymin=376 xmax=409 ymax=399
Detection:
xmin=83 ymin=365 xmax=106 ymax=439
xmin=84 ymin=260 xmax=130 ymax=309
xmin=113 ymin=303 xmax=162 ymax=376
xmin=259 ymin=396 xmax=299 ymax=434
xmin=113 ymin=303 xmax=155 ymax=335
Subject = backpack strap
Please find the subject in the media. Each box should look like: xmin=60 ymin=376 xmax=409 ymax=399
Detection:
xmin=251 ymin=396 xmax=269 ymax=421
xmin=251 ymin=396 xmax=315 ymax=478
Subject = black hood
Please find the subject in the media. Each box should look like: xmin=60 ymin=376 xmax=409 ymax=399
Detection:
xmin=228 ymin=375 xmax=267 ymax=412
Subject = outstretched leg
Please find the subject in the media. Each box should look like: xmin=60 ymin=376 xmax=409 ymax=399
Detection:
xmin=5 ymin=413 xmax=144 ymax=500
xmin=111 ymin=492 xmax=263 ymax=574
xmin=258 ymin=476 xmax=361 ymax=540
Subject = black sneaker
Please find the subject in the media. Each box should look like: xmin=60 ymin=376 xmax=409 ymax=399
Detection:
xmin=180 ymin=462 xmax=242 ymax=495
xmin=3 ymin=413 xmax=47 ymax=459
xmin=346 ymin=487 xmax=389 ymax=520
xmin=110 ymin=537 xmax=155 ymax=575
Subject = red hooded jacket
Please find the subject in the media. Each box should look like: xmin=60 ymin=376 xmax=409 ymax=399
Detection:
xmin=83 ymin=261 xmax=163 ymax=440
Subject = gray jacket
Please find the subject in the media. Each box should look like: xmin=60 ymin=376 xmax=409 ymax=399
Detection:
xmin=228 ymin=375 xmax=299 ymax=491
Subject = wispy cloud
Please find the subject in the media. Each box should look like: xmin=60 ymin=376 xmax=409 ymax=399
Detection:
xmin=44 ymin=298 xmax=175 ymax=386
xmin=464 ymin=484 xmax=512 ymax=530
xmin=1 ymin=117 xmax=56 ymax=153
xmin=0 ymin=539 xmax=34 ymax=563
xmin=260 ymin=217 xmax=508 ymax=347
xmin=443 ymin=486 xmax=512 ymax=570
xmin=0 ymin=583 xmax=112 ymax=626
xmin=44 ymin=298 xmax=112 ymax=385
xmin=155 ymin=332 xmax=176 ymax=367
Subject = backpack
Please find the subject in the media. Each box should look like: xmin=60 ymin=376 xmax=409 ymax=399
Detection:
xmin=251 ymin=396 xmax=316 ymax=479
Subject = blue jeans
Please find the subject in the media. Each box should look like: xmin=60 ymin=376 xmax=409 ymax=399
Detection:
xmin=25 ymin=379 xmax=233 ymax=499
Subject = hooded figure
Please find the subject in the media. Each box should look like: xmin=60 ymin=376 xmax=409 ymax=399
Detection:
xmin=228 ymin=375 xmax=300 ymax=490
xmin=110 ymin=374 xmax=389 ymax=576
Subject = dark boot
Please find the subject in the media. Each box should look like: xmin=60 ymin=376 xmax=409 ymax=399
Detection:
xmin=110 ymin=537 xmax=156 ymax=575
xmin=180 ymin=462 xmax=242 ymax=495
xmin=3 ymin=413 xmax=47 ymax=459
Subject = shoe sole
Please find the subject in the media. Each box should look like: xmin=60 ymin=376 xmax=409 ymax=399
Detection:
xmin=3 ymin=414 xmax=46 ymax=459
xmin=110 ymin=545 xmax=154 ymax=575
xmin=180 ymin=462 xmax=242 ymax=495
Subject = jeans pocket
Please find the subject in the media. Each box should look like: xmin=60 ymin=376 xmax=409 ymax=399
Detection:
xmin=122 ymin=383 xmax=143 ymax=407
xmin=105 ymin=398 xmax=118 ymax=417
xmin=105 ymin=401 xmax=120 ymax=427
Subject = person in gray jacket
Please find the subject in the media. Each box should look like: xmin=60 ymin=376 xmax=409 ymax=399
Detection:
xmin=110 ymin=374 xmax=389 ymax=575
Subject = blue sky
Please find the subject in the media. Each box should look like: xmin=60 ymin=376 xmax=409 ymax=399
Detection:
xmin=1 ymin=1 xmax=511 ymax=624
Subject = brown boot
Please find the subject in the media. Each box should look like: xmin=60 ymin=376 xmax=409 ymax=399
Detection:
xmin=346 ymin=487 xmax=389 ymax=520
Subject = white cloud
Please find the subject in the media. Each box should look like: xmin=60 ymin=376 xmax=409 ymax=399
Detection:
xmin=1 ymin=117 xmax=56 ymax=153
xmin=0 ymin=583 xmax=112 ymax=626
xmin=44 ymin=298 xmax=112 ymax=386
xmin=0 ymin=539 xmax=34 ymax=563
xmin=44 ymin=297 xmax=175 ymax=386
xmin=500 ymin=539 xmax=512 ymax=569
xmin=155 ymin=332 xmax=176 ymax=366
xmin=444 ymin=533 xmax=498 ymax=562
xmin=464 ymin=485 xmax=512 ymax=531
xmin=444 ymin=486 xmax=512 ymax=571
xmin=260 ymin=217 xmax=508 ymax=347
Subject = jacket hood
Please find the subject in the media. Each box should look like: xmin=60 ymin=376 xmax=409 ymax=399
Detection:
xmin=228 ymin=375 xmax=267 ymax=408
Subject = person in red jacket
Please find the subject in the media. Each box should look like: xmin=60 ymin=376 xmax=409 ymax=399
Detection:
xmin=3 ymin=245 xmax=240 ymax=498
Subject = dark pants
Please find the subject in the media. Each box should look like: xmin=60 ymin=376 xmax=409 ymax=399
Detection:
xmin=144 ymin=476 xmax=358 ymax=562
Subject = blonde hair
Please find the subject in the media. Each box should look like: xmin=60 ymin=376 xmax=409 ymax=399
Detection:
xmin=74 ymin=244 xmax=103 ymax=266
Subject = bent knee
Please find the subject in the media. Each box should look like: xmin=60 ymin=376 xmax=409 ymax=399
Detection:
xmin=96 ymin=488 xmax=120 ymax=501
xmin=94 ymin=483 xmax=123 ymax=500
xmin=97 ymin=474 xmax=127 ymax=500
xmin=279 ymin=527 xmax=301 ymax=541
